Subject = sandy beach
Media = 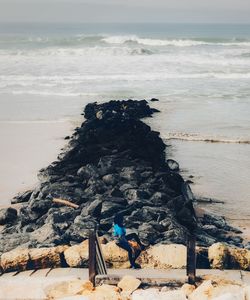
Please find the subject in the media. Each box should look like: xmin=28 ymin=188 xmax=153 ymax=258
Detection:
xmin=0 ymin=120 xmax=75 ymax=207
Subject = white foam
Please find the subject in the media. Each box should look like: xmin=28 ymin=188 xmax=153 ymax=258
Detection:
xmin=102 ymin=35 xmax=250 ymax=47
xmin=0 ymin=46 xmax=153 ymax=57
xmin=1 ymin=72 xmax=250 ymax=92
xmin=102 ymin=35 xmax=208 ymax=47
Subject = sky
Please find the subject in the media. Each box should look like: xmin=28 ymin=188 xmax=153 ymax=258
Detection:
xmin=0 ymin=0 xmax=250 ymax=23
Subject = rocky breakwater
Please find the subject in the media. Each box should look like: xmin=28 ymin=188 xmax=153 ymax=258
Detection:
xmin=0 ymin=99 xmax=244 ymax=270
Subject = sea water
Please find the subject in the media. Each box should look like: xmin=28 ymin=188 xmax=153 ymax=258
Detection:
xmin=0 ymin=23 xmax=249 ymax=220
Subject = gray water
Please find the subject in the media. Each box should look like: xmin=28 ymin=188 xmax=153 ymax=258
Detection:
xmin=0 ymin=23 xmax=249 ymax=219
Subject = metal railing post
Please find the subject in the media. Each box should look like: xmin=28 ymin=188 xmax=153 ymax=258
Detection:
xmin=89 ymin=230 xmax=97 ymax=286
xmin=186 ymin=233 xmax=196 ymax=285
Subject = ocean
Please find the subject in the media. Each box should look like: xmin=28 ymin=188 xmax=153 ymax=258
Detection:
xmin=0 ymin=23 xmax=249 ymax=221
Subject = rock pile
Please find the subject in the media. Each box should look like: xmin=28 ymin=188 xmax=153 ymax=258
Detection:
xmin=0 ymin=99 xmax=243 ymax=257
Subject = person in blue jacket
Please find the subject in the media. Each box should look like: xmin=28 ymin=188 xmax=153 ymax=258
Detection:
xmin=113 ymin=213 xmax=145 ymax=269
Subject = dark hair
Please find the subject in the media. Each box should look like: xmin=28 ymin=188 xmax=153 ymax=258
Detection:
xmin=114 ymin=214 xmax=123 ymax=226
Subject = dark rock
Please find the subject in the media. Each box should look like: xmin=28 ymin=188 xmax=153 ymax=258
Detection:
xmin=119 ymin=183 xmax=138 ymax=193
xmin=202 ymin=224 xmax=222 ymax=236
xmin=77 ymin=164 xmax=99 ymax=180
xmin=138 ymin=223 xmax=161 ymax=245
xmin=0 ymin=208 xmax=17 ymax=225
xmin=162 ymin=228 xmax=187 ymax=244
xmin=104 ymin=197 xmax=127 ymax=206
xmin=166 ymin=159 xmax=179 ymax=171
xmin=11 ymin=190 xmax=32 ymax=204
xmin=0 ymin=233 xmax=30 ymax=255
xmin=81 ymin=199 xmax=102 ymax=219
xmin=102 ymin=174 xmax=119 ymax=186
xmin=124 ymin=189 xmax=151 ymax=204
xmin=19 ymin=206 xmax=41 ymax=226
xmin=140 ymin=171 xmax=153 ymax=179
xmin=120 ymin=167 xmax=140 ymax=182
xmin=150 ymin=98 xmax=159 ymax=102
xmin=226 ymin=235 xmax=243 ymax=245
xmin=29 ymin=198 xmax=52 ymax=214
xmin=84 ymin=180 xmax=107 ymax=196
xmin=30 ymin=223 xmax=62 ymax=245
xmin=150 ymin=192 xmax=169 ymax=205
xmin=203 ymin=213 xmax=228 ymax=229
xmin=101 ymin=202 xmax=125 ymax=219
xmin=109 ymin=187 xmax=123 ymax=198
xmin=196 ymin=231 xmax=217 ymax=247
xmin=64 ymin=218 xmax=97 ymax=242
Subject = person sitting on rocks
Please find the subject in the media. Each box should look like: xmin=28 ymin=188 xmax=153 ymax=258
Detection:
xmin=113 ymin=213 xmax=145 ymax=269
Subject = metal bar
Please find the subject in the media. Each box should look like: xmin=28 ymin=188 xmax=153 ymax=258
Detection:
xmin=96 ymin=233 xmax=107 ymax=274
xmin=89 ymin=230 xmax=97 ymax=286
xmin=186 ymin=233 xmax=196 ymax=285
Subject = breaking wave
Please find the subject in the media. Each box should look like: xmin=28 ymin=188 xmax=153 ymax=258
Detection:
xmin=102 ymin=35 xmax=250 ymax=47
xmin=0 ymin=46 xmax=153 ymax=57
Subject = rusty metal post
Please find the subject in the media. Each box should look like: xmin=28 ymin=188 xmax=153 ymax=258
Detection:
xmin=187 ymin=233 xmax=196 ymax=285
xmin=89 ymin=230 xmax=97 ymax=286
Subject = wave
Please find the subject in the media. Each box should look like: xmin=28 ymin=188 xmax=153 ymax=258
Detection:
xmin=165 ymin=132 xmax=250 ymax=144
xmin=1 ymin=72 xmax=250 ymax=85
xmin=2 ymin=34 xmax=250 ymax=49
xmin=0 ymin=89 xmax=99 ymax=97
xmin=0 ymin=46 xmax=153 ymax=57
xmin=0 ymin=35 xmax=104 ymax=46
xmin=102 ymin=35 xmax=250 ymax=47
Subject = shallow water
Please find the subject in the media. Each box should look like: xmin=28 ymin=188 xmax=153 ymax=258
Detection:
xmin=0 ymin=23 xmax=249 ymax=220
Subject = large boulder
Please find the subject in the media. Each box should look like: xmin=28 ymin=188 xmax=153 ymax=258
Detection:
xmin=118 ymin=275 xmax=141 ymax=293
xmin=208 ymin=243 xmax=250 ymax=270
xmin=0 ymin=232 xmax=30 ymax=255
xmin=0 ymin=248 xmax=30 ymax=272
xmin=88 ymin=284 xmax=121 ymax=300
xmin=29 ymin=245 xmax=68 ymax=269
xmin=102 ymin=241 xmax=129 ymax=268
xmin=64 ymin=240 xmax=89 ymax=267
xmin=208 ymin=243 xmax=229 ymax=269
xmin=139 ymin=244 xmax=186 ymax=269
xmin=228 ymin=247 xmax=250 ymax=270
xmin=189 ymin=280 xmax=244 ymax=300
xmin=0 ymin=207 xmax=17 ymax=225
xmin=0 ymin=245 xmax=68 ymax=272
xmin=30 ymin=223 xmax=62 ymax=245
xmin=45 ymin=280 xmax=93 ymax=299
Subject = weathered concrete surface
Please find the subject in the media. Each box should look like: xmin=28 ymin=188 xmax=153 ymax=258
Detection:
xmin=0 ymin=268 xmax=249 ymax=299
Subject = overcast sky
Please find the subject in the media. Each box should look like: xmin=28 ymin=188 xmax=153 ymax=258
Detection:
xmin=0 ymin=0 xmax=250 ymax=23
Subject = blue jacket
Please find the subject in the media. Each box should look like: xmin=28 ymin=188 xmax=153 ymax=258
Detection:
xmin=113 ymin=224 xmax=126 ymax=237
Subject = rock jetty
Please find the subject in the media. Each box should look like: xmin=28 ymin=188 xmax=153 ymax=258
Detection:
xmin=0 ymin=99 xmax=243 ymax=259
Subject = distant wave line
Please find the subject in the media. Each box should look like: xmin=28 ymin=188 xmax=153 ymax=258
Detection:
xmin=0 ymin=120 xmax=70 ymax=124
xmin=102 ymin=35 xmax=250 ymax=47
xmin=2 ymin=34 xmax=250 ymax=47
xmin=1 ymin=72 xmax=250 ymax=85
xmin=165 ymin=132 xmax=250 ymax=144
xmin=0 ymin=46 xmax=154 ymax=57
